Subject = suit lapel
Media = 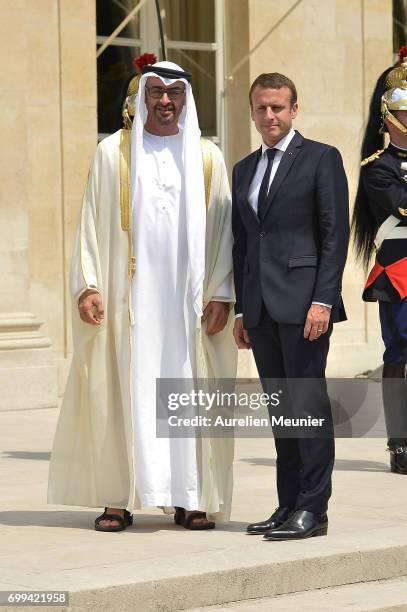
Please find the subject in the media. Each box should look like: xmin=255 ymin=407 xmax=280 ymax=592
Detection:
xmin=261 ymin=131 xmax=304 ymax=222
xmin=240 ymin=147 xmax=262 ymax=224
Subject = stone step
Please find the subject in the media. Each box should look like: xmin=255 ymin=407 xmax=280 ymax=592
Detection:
xmin=3 ymin=409 xmax=407 ymax=612
xmin=2 ymin=529 xmax=407 ymax=612
xmin=190 ymin=575 xmax=407 ymax=612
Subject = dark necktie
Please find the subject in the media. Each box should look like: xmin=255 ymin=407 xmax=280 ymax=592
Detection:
xmin=257 ymin=148 xmax=277 ymax=221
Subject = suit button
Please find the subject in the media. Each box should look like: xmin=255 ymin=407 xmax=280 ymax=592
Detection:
xmin=259 ymin=232 xmax=266 ymax=238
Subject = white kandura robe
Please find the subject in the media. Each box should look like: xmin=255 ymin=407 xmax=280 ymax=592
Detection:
xmin=47 ymin=129 xmax=237 ymax=521
xmin=133 ymin=131 xmax=199 ymax=509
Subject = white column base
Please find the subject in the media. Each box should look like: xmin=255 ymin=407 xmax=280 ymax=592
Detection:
xmin=0 ymin=313 xmax=57 ymax=411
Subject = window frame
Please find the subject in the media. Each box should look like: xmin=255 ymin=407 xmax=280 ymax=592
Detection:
xmin=159 ymin=0 xmax=225 ymax=148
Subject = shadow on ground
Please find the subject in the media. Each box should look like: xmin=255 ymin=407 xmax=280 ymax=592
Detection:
xmin=1 ymin=451 xmax=51 ymax=461
xmin=0 ymin=511 xmax=247 ymax=533
xmin=1 ymin=451 xmax=390 ymax=473
xmin=240 ymin=457 xmax=390 ymax=472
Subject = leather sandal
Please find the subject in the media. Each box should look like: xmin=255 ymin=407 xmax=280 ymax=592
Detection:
xmin=174 ymin=507 xmax=215 ymax=530
xmin=94 ymin=508 xmax=133 ymax=532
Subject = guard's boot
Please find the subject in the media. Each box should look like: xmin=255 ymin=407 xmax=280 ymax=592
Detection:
xmin=388 ymin=442 xmax=407 ymax=474
xmin=382 ymin=362 xmax=407 ymax=474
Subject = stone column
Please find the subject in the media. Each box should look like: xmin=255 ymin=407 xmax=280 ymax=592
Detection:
xmin=0 ymin=1 xmax=57 ymax=410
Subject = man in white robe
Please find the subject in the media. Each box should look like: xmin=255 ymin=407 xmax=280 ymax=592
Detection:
xmin=48 ymin=61 xmax=237 ymax=531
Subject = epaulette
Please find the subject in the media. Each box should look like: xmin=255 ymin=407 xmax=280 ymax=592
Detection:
xmin=360 ymin=149 xmax=385 ymax=167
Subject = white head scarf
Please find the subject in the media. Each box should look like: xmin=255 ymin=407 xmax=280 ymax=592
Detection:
xmin=130 ymin=61 xmax=206 ymax=318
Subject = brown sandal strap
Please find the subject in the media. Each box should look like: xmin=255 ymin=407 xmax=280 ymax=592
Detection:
xmin=95 ymin=509 xmax=133 ymax=529
xmin=185 ymin=511 xmax=208 ymax=528
xmin=95 ymin=513 xmax=126 ymax=527
xmin=174 ymin=508 xmax=215 ymax=529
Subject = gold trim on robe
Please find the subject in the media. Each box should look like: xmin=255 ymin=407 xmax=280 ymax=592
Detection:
xmin=200 ymin=137 xmax=213 ymax=210
xmin=119 ymin=129 xmax=136 ymax=280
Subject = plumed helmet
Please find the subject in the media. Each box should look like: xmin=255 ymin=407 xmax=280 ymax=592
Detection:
xmin=381 ymin=51 xmax=407 ymax=133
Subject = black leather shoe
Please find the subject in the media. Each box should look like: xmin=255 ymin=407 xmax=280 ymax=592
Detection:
xmin=246 ymin=507 xmax=292 ymax=534
xmin=388 ymin=445 xmax=407 ymax=474
xmin=263 ymin=510 xmax=328 ymax=540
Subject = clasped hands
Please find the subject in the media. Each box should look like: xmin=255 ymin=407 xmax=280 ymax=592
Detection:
xmin=78 ymin=291 xmax=229 ymax=336
xmin=233 ymin=303 xmax=331 ymax=349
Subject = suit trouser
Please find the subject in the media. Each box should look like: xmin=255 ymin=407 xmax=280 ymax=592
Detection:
xmin=247 ymin=303 xmax=334 ymax=514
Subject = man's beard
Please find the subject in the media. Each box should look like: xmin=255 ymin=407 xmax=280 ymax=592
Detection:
xmin=155 ymin=105 xmax=176 ymax=125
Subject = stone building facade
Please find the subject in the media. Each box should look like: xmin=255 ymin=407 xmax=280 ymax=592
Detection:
xmin=0 ymin=0 xmax=395 ymax=409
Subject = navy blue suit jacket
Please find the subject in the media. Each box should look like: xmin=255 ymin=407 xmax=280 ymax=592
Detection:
xmin=232 ymin=131 xmax=349 ymax=327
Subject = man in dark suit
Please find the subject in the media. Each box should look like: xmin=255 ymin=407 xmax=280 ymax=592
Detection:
xmin=232 ymin=73 xmax=349 ymax=540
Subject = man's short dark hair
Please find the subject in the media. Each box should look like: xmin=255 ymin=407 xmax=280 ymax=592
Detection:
xmin=249 ymin=73 xmax=297 ymax=106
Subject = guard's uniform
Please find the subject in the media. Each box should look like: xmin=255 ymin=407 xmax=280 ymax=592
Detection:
xmin=353 ymin=50 xmax=407 ymax=472
xmin=362 ymin=145 xmax=407 ymax=364
xmin=361 ymin=145 xmax=407 ymax=466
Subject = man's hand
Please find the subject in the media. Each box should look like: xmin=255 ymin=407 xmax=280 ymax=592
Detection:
xmin=303 ymin=304 xmax=331 ymax=341
xmin=78 ymin=290 xmax=104 ymax=326
xmin=202 ymin=301 xmax=230 ymax=336
xmin=233 ymin=317 xmax=251 ymax=349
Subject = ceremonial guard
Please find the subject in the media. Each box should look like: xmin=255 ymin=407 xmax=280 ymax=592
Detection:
xmin=353 ymin=51 xmax=407 ymax=472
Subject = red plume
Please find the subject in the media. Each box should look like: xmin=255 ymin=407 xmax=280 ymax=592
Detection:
xmin=133 ymin=53 xmax=158 ymax=73
xmin=399 ymin=45 xmax=407 ymax=63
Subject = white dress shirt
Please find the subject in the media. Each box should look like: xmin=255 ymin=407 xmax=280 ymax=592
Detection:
xmin=247 ymin=128 xmax=296 ymax=214
xmin=235 ymin=129 xmax=331 ymax=318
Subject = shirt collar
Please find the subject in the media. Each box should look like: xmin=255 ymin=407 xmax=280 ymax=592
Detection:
xmin=389 ymin=140 xmax=407 ymax=152
xmin=261 ymin=128 xmax=296 ymax=156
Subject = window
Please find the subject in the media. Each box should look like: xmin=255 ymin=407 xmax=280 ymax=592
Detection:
xmin=162 ymin=0 xmax=221 ymax=142
xmin=97 ymin=1 xmax=141 ymax=136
